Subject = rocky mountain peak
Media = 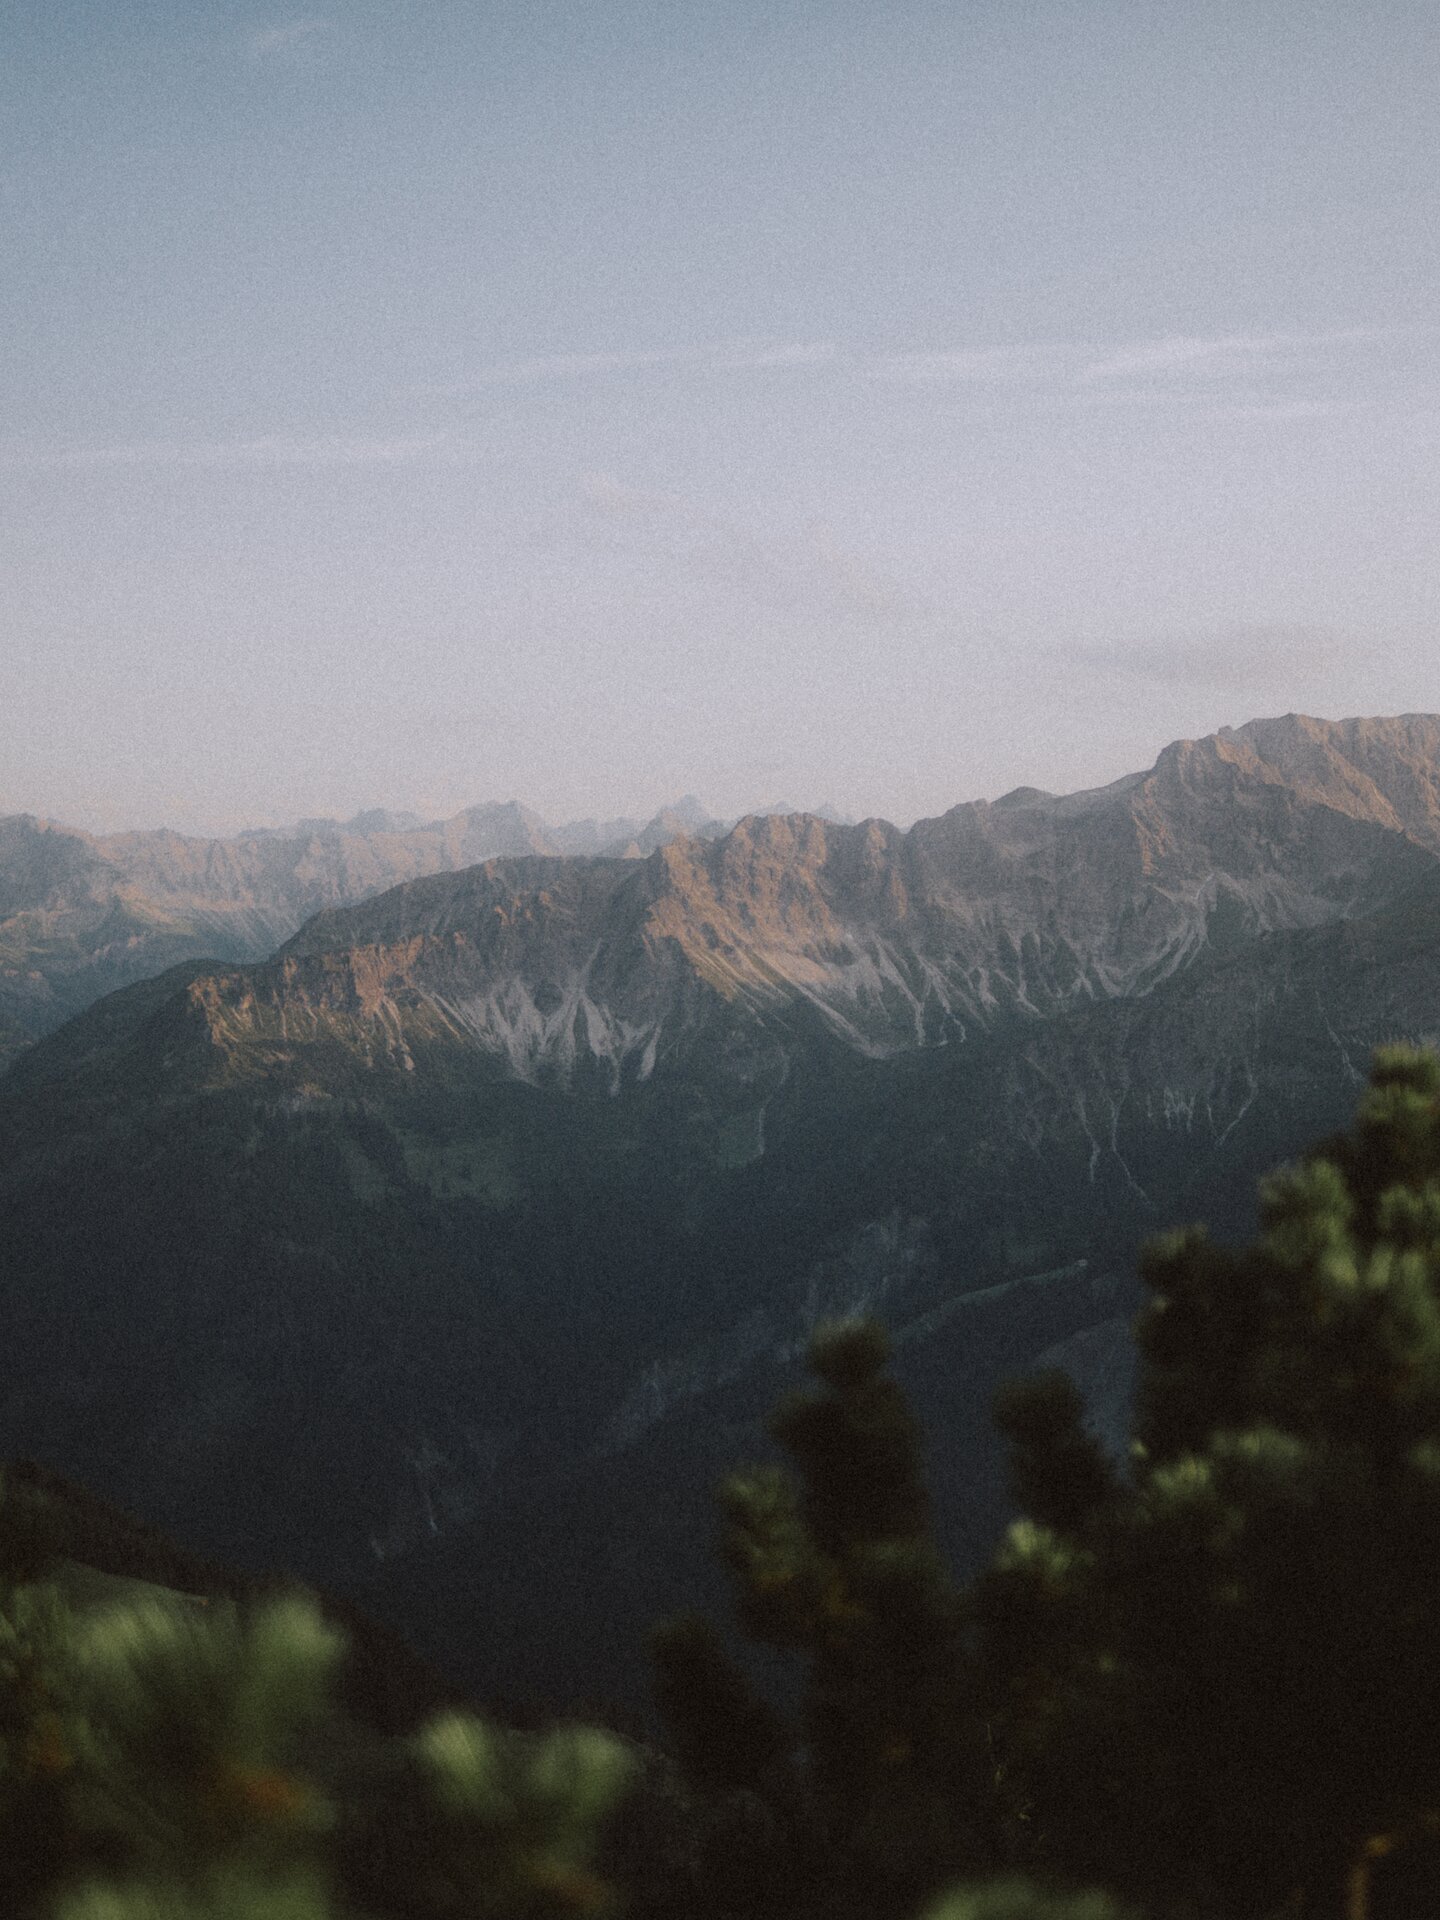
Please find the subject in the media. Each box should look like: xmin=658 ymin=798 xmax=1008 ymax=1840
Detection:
xmin=8 ymin=714 xmax=1440 ymax=1088
xmin=1227 ymin=712 xmax=1440 ymax=848
xmin=59 ymin=711 xmax=1431 ymax=1098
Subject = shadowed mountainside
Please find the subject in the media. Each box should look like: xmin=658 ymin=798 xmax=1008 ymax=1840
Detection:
xmin=5 ymin=712 xmax=1440 ymax=1709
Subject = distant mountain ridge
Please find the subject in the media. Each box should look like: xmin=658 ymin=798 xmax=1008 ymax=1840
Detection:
xmin=20 ymin=711 xmax=1436 ymax=1101
xmin=0 ymin=793 xmax=772 ymax=1069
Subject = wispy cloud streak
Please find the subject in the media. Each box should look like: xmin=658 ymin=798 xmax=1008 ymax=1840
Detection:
xmin=248 ymin=19 xmax=331 ymax=59
xmin=1068 ymin=625 xmax=1347 ymax=689
xmin=412 ymin=325 xmax=1424 ymax=421
xmin=864 ymin=344 xmax=1071 ymax=384
xmin=865 ymin=326 xmax=1418 ymax=394
xmin=573 ymin=470 xmax=941 ymax=629
xmin=0 ymin=434 xmax=451 ymax=470
xmin=8 ymin=327 xmax=1419 ymax=482
xmin=412 ymin=341 xmax=838 ymax=394
xmin=1078 ymin=326 xmax=1411 ymax=384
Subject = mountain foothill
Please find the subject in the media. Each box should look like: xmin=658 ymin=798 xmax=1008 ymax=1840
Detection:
xmin=4 ymin=710 xmax=1440 ymax=1710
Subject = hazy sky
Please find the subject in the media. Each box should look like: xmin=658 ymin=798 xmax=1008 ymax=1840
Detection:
xmin=4 ymin=1 xmax=1438 ymax=834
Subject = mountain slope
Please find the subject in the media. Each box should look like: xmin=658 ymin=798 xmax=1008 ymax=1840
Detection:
xmin=6 ymin=712 xmax=1437 ymax=1075
xmin=22 ymin=711 xmax=1432 ymax=1101
xmin=0 ymin=798 xmax=732 ymax=1070
xmin=5 ymin=712 xmax=1440 ymax=1707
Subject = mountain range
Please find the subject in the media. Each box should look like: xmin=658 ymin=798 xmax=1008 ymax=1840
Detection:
xmin=4 ymin=711 xmax=1440 ymax=1711
xmin=0 ymin=792 xmax=862 ymax=1073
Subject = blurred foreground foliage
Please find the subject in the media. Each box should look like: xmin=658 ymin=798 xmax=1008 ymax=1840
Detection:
xmin=12 ymin=1049 xmax=1440 ymax=1918
xmin=0 ymin=1546 xmax=633 ymax=1919
xmin=656 ymin=1048 xmax=1440 ymax=1920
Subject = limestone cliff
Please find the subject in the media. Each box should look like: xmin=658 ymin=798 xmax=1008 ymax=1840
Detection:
xmin=114 ymin=712 xmax=1440 ymax=1091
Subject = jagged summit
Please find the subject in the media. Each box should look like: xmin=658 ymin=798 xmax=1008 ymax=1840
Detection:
xmin=6 ymin=714 xmax=1440 ymax=1081
xmin=666 ymin=793 xmax=713 ymax=829
xmin=0 ymin=793 xmax=715 ymax=1067
xmin=17 ymin=711 xmax=1438 ymax=1099
xmin=992 ymin=786 xmax=1054 ymax=808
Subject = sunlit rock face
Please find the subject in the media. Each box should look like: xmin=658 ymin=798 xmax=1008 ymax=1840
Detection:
xmin=0 ymin=798 xmax=731 ymax=1072
xmin=120 ymin=713 xmax=1440 ymax=1092
xmin=6 ymin=713 xmax=1440 ymax=1081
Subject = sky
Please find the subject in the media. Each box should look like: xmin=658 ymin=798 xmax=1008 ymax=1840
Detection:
xmin=3 ymin=0 xmax=1439 ymax=835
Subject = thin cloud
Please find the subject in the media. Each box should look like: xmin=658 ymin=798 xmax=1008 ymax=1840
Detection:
xmin=450 ymin=349 xmax=690 ymax=388
xmin=863 ymin=344 xmax=1071 ymax=385
xmin=406 ymin=326 xmax=1428 ymax=418
xmin=1079 ymin=327 xmax=1410 ymax=385
xmin=1070 ymin=625 xmax=1346 ymax=689
xmin=715 ymin=341 xmax=840 ymax=370
xmin=861 ymin=327 xmax=1419 ymax=403
xmin=858 ymin=326 xmax=1431 ymax=429
xmin=1066 ymin=388 xmax=1347 ymax=422
xmin=0 ymin=434 xmax=451 ymax=470
xmin=573 ymin=471 xmax=939 ymax=628
xmin=412 ymin=341 xmax=839 ymax=395
xmin=1216 ymin=400 xmax=1348 ymax=423
xmin=248 ymin=19 xmax=331 ymax=58
xmin=577 ymin=471 xmax=672 ymax=519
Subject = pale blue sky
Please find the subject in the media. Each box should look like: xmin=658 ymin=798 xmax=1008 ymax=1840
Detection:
xmin=3 ymin=1 xmax=1438 ymax=833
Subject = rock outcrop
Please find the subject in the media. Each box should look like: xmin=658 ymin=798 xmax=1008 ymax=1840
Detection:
xmin=0 ymin=797 xmax=731 ymax=1070
xmin=73 ymin=712 xmax=1440 ymax=1093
